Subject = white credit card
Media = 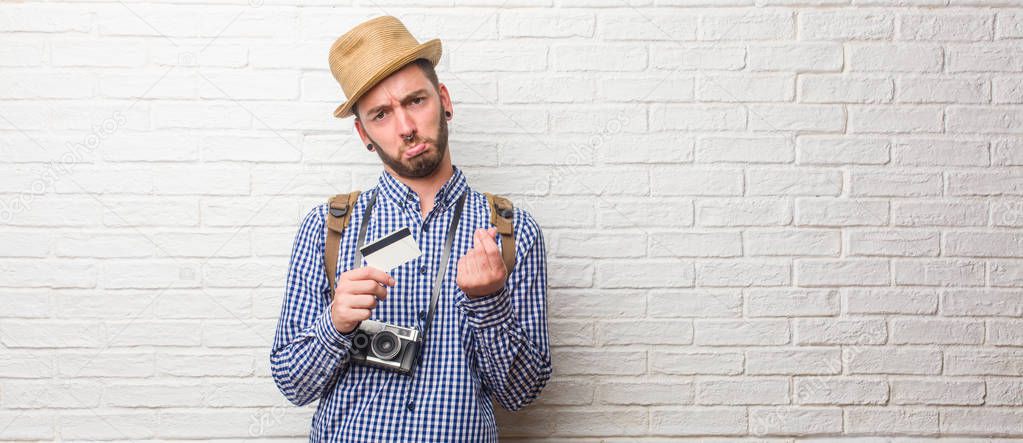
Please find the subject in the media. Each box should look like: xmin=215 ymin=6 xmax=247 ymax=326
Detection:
xmin=359 ymin=226 xmax=422 ymax=273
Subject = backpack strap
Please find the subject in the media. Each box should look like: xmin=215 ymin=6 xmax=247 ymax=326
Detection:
xmin=483 ymin=192 xmax=516 ymax=277
xmin=324 ymin=191 xmax=361 ymax=297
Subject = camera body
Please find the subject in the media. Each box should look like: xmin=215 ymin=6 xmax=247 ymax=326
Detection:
xmin=349 ymin=319 xmax=422 ymax=376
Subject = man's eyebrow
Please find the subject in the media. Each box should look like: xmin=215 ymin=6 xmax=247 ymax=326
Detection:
xmin=364 ymin=88 xmax=430 ymax=117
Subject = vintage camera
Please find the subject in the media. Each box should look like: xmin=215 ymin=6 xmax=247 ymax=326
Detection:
xmin=349 ymin=319 xmax=422 ymax=376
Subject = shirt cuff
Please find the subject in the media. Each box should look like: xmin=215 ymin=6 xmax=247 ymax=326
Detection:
xmin=456 ymin=286 xmax=513 ymax=329
xmin=314 ymin=304 xmax=354 ymax=357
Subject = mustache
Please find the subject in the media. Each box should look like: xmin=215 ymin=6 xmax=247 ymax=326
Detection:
xmin=403 ymin=139 xmax=431 ymax=150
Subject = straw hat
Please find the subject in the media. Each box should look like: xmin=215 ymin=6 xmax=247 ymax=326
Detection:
xmin=328 ymin=15 xmax=443 ymax=119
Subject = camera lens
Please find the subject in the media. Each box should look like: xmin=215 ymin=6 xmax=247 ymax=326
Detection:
xmin=370 ymin=331 xmax=401 ymax=360
xmin=352 ymin=332 xmax=370 ymax=350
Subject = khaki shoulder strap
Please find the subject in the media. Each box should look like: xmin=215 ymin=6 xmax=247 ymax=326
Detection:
xmin=483 ymin=192 xmax=516 ymax=276
xmin=324 ymin=191 xmax=361 ymax=296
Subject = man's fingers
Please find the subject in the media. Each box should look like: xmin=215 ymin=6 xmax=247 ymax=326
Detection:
xmin=346 ymin=294 xmax=378 ymax=310
xmin=473 ymin=227 xmax=483 ymax=249
xmin=473 ymin=228 xmax=502 ymax=273
xmin=347 ymin=280 xmax=387 ymax=300
xmin=346 ymin=308 xmax=372 ymax=322
xmin=345 ymin=266 xmax=395 ymax=287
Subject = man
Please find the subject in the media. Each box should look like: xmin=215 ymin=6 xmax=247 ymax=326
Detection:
xmin=270 ymin=15 xmax=552 ymax=442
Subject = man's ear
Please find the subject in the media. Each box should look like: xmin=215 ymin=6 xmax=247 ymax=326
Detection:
xmin=354 ymin=118 xmax=369 ymax=145
xmin=437 ymin=82 xmax=452 ymax=115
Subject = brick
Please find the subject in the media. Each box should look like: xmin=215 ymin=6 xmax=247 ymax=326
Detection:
xmin=553 ymin=44 xmax=646 ymax=72
xmin=696 ymin=260 xmax=791 ymax=287
xmin=846 ymin=348 xmax=942 ymax=375
xmin=796 ymin=260 xmax=890 ymax=287
xmin=649 ymin=232 xmax=742 ymax=258
xmin=748 ymin=43 xmax=843 ymax=72
xmin=893 ymin=260 xmax=986 ymax=287
xmin=597 ymin=261 xmax=694 ymax=288
xmin=797 ymin=136 xmax=890 ymax=165
xmin=597 ymin=380 xmax=694 ymax=405
xmin=944 ymin=232 xmax=1023 ymax=257
xmin=746 ymin=348 xmax=842 ymax=375
xmin=651 ymin=168 xmax=743 ymax=196
xmin=501 ymin=10 xmax=592 ymax=38
xmin=848 ymin=43 xmax=943 ymax=73
xmin=944 ymin=349 xmax=1023 ymax=375
xmin=896 ymin=77 xmax=990 ymax=104
xmin=694 ymin=320 xmax=790 ymax=346
xmin=697 ymin=136 xmax=793 ymax=163
xmin=795 ymin=318 xmax=887 ymax=345
xmin=942 ymin=289 xmax=1023 ymax=316
xmin=987 ymin=377 xmax=1023 ymax=405
xmin=650 ymin=350 xmax=744 ymax=375
xmin=800 ymin=10 xmax=894 ymax=40
xmin=553 ymin=350 xmax=646 ymax=376
xmin=850 ymin=172 xmax=942 ymax=197
xmin=844 ymin=289 xmax=939 ymax=314
xmin=745 ymin=230 xmax=841 ymax=256
xmin=989 ymin=319 xmax=1023 ymax=345
xmin=697 ymin=198 xmax=791 ymax=226
xmin=536 ymin=379 xmax=594 ymax=406
xmin=898 ymin=12 xmax=994 ymax=41
xmin=891 ymin=200 xmax=988 ymax=226
xmin=648 ymin=290 xmax=742 ymax=318
xmin=650 ymin=407 xmax=747 ymax=436
xmin=794 ymin=377 xmax=888 ymax=405
xmin=597 ymin=320 xmax=693 ymax=345
xmin=891 ymin=379 xmax=985 ymax=405
xmin=550 ymin=291 xmax=646 ymax=318
xmin=748 ymin=407 xmax=842 ymax=436
xmin=599 ymin=12 xmax=696 ymax=40
xmin=940 ymin=408 xmax=1023 ymax=435
xmin=747 ymin=289 xmax=840 ymax=317
xmin=700 ymin=10 xmax=795 ymax=40
xmin=747 ymin=168 xmax=842 ymax=196
xmin=697 ymin=378 xmax=789 ymax=405
xmin=796 ymin=199 xmax=889 ymax=227
xmin=846 ymin=408 xmax=939 ymax=434
xmin=800 ymin=75 xmax=893 ymax=104
xmin=890 ymin=319 xmax=984 ymax=345
xmin=554 ymin=410 xmax=648 ymax=436
xmin=846 ymin=230 xmax=940 ymax=257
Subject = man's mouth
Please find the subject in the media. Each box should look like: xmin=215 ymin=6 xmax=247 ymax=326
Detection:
xmin=404 ymin=143 xmax=428 ymax=159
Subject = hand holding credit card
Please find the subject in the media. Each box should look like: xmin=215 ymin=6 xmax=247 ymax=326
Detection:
xmin=359 ymin=226 xmax=423 ymax=274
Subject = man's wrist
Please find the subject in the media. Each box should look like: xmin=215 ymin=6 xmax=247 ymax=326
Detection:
xmin=457 ymin=286 xmax=513 ymax=329
xmin=316 ymin=303 xmax=354 ymax=355
xmin=465 ymin=286 xmax=505 ymax=300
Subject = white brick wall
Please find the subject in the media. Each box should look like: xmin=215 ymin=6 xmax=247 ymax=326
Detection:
xmin=1 ymin=0 xmax=1022 ymax=440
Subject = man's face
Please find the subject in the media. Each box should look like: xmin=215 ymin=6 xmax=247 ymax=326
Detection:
xmin=354 ymin=63 xmax=451 ymax=179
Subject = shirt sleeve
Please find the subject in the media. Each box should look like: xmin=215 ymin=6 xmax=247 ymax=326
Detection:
xmin=270 ymin=204 xmax=355 ymax=407
xmin=454 ymin=209 xmax=552 ymax=411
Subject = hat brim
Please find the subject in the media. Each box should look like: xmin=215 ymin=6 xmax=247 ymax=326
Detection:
xmin=333 ymin=39 xmax=443 ymax=119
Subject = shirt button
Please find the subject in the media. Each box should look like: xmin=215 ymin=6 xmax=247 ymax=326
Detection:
xmin=406 ymin=399 xmax=415 ymax=411
xmin=419 ymin=265 xmax=427 ymax=275
xmin=418 ymin=310 xmax=426 ymax=320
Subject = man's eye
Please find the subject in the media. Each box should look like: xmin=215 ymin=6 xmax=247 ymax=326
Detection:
xmin=412 ymin=97 xmax=424 ymax=105
xmin=373 ymin=112 xmax=385 ymax=120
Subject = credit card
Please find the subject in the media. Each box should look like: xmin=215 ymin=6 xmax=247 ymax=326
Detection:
xmin=359 ymin=226 xmax=422 ymax=272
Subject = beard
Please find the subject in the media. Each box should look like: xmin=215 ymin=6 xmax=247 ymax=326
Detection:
xmin=367 ymin=107 xmax=449 ymax=179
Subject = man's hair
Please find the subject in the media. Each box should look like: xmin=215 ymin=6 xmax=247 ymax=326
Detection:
xmin=353 ymin=58 xmax=439 ymax=120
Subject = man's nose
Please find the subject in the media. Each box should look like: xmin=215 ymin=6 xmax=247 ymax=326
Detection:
xmin=396 ymin=108 xmax=416 ymax=142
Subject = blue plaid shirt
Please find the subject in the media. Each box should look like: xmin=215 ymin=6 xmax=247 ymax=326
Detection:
xmin=270 ymin=164 xmax=552 ymax=442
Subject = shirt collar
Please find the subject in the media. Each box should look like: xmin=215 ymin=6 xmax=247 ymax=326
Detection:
xmin=376 ymin=164 xmax=468 ymax=213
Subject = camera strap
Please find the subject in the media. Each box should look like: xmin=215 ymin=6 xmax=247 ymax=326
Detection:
xmin=353 ymin=188 xmax=468 ymax=340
